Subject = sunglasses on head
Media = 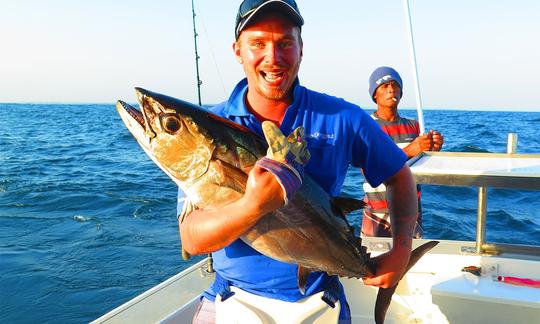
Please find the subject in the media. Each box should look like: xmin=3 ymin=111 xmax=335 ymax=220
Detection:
xmin=238 ymin=0 xmax=299 ymax=19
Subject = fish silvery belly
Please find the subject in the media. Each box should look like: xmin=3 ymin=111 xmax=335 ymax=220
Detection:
xmin=116 ymin=88 xmax=438 ymax=323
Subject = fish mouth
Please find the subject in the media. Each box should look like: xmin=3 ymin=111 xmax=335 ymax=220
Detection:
xmin=116 ymin=87 xmax=167 ymax=149
xmin=116 ymin=100 xmax=151 ymax=150
xmin=118 ymin=100 xmax=145 ymax=127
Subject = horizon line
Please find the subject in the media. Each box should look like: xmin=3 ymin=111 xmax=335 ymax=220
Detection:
xmin=0 ymin=102 xmax=539 ymax=113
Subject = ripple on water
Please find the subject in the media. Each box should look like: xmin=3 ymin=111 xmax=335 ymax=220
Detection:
xmin=73 ymin=215 xmax=93 ymax=222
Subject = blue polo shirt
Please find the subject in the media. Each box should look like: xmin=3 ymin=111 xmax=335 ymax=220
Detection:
xmin=178 ymin=78 xmax=406 ymax=304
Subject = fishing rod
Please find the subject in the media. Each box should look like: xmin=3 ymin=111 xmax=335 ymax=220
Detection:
xmin=191 ymin=0 xmax=203 ymax=106
xmin=403 ymin=0 xmax=426 ymax=134
xmin=190 ymin=0 xmax=213 ymax=273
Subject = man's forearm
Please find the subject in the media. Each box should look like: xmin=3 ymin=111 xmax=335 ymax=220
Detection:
xmin=362 ymin=165 xmax=418 ymax=288
xmin=402 ymin=145 xmax=417 ymax=159
xmin=180 ymin=167 xmax=286 ymax=255
xmin=180 ymin=196 xmax=263 ymax=255
xmin=385 ymin=165 xmax=418 ymax=251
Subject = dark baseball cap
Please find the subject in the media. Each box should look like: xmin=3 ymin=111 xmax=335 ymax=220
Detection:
xmin=235 ymin=0 xmax=304 ymax=39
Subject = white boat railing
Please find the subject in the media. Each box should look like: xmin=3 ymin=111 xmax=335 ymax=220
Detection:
xmin=408 ymin=148 xmax=540 ymax=257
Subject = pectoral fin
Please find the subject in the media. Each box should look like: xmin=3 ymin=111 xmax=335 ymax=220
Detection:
xmin=374 ymin=240 xmax=439 ymax=324
xmin=178 ymin=198 xmax=199 ymax=260
xmin=297 ymin=266 xmax=312 ymax=295
xmin=331 ymin=197 xmax=366 ymax=216
xmin=181 ymin=247 xmax=191 ymax=260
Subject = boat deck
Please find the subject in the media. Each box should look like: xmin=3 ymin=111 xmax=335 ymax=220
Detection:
xmin=92 ymin=239 xmax=540 ymax=324
xmin=93 ymin=152 xmax=540 ymax=323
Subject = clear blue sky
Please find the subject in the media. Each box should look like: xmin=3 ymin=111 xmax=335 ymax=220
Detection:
xmin=1 ymin=0 xmax=539 ymax=111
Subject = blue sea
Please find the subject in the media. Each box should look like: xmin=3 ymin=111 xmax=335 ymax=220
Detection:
xmin=1 ymin=103 xmax=539 ymax=323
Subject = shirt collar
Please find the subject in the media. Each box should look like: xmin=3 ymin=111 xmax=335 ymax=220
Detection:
xmin=222 ymin=78 xmax=301 ymax=118
xmin=222 ymin=78 xmax=250 ymax=118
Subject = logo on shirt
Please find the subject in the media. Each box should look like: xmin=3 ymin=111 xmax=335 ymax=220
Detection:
xmin=308 ymin=132 xmax=335 ymax=139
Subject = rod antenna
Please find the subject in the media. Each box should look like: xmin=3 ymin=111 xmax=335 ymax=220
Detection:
xmin=403 ymin=0 xmax=425 ymax=134
xmin=191 ymin=0 xmax=202 ymax=106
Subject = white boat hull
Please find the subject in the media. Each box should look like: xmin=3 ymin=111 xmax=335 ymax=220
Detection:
xmin=92 ymin=238 xmax=540 ymax=324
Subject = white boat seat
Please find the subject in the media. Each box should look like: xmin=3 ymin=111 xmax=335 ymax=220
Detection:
xmin=215 ymin=287 xmax=340 ymax=324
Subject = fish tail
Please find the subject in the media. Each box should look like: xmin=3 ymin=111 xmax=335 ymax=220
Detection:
xmin=374 ymin=240 xmax=439 ymax=324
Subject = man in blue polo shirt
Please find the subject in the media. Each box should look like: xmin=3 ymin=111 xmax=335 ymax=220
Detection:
xmin=179 ymin=1 xmax=419 ymax=323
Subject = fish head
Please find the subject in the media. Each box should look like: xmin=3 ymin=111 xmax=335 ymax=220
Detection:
xmin=116 ymin=88 xmax=215 ymax=188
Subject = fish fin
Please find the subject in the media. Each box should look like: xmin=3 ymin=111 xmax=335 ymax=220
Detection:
xmin=178 ymin=198 xmax=200 ymax=260
xmin=374 ymin=286 xmax=397 ymax=324
xmin=331 ymin=197 xmax=366 ymax=216
xmin=214 ymin=159 xmax=248 ymax=193
xmin=297 ymin=266 xmax=311 ymax=295
xmin=181 ymin=247 xmax=191 ymax=261
xmin=178 ymin=198 xmax=199 ymax=223
xmin=374 ymin=241 xmax=439 ymax=324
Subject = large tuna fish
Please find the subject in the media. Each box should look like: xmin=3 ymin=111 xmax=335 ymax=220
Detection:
xmin=116 ymin=87 xmax=438 ymax=323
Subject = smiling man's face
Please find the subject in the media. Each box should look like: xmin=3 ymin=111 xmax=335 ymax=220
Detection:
xmin=234 ymin=12 xmax=303 ymax=103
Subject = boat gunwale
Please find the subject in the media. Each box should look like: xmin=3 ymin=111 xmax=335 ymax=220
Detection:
xmin=91 ymin=258 xmax=211 ymax=323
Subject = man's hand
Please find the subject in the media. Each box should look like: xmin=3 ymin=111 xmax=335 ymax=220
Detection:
xmin=362 ymin=244 xmax=411 ymax=288
xmin=263 ymin=121 xmax=310 ymax=167
xmin=243 ymin=164 xmax=287 ymax=216
xmin=430 ymin=130 xmax=444 ymax=151
xmin=403 ymin=134 xmax=432 ymax=157
xmin=255 ymin=121 xmax=310 ymax=204
xmin=404 ymin=129 xmax=444 ymax=157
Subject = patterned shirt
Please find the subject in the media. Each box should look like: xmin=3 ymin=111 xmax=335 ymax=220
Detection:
xmin=361 ymin=113 xmax=423 ymax=238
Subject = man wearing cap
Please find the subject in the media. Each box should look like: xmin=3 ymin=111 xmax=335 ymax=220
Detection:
xmin=362 ymin=66 xmax=444 ymax=238
xmin=179 ymin=2 xmax=420 ymax=323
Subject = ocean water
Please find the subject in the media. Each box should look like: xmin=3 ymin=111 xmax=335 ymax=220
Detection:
xmin=1 ymin=103 xmax=539 ymax=323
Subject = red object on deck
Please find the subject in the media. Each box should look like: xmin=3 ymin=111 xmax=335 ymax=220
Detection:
xmin=497 ymin=276 xmax=540 ymax=288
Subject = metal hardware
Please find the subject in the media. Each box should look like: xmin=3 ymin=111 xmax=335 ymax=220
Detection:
xmin=476 ymin=187 xmax=487 ymax=254
xmin=460 ymin=246 xmax=477 ymax=255
xmin=507 ymin=133 xmax=518 ymax=154
xmin=199 ymin=255 xmax=215 ymax=277
xmin=367 ymin=241 xmax=392 ymax=251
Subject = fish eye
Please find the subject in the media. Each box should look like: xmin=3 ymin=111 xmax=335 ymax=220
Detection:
xmin=162 ymin=115 xmax=182 ymax=133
